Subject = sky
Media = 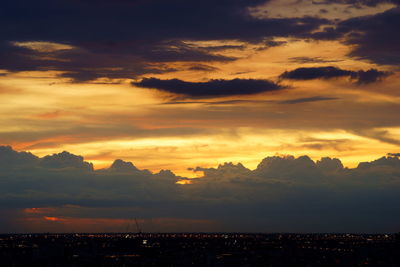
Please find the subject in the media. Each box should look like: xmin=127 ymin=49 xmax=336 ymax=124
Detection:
xmin=1 ymin=0 xmax=400 ymax=233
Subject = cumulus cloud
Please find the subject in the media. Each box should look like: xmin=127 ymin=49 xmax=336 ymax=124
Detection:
xmin=133 ymin=78 xmax=285 ymax=98
xmin=1 ymin=146 xmax=400 ymax=232
xmin=280 ymin=66 xmax=390 ymax=84
xmin=40 ymin=151 xmax=94 ymax=170
xmin=109 ymin=159 xmax=140 ymax=172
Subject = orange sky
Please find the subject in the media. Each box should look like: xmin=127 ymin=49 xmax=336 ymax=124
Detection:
xmin=0 ymin=1 xmax=399 ymax=178
xmin=1 ymin=39 xmax=399 ymax=176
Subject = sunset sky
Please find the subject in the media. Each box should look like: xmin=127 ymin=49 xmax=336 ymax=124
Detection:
xmin=1 ymin=0 xmax=400 ymax=232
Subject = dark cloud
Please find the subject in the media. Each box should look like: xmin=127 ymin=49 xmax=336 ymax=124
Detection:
xmin=133 ymin=78 xmax=285 ymax=98
xmin=278 ymin=96 xmax=339 ymax=104
xmin=160 ymin=99 xmax=275 ymax=105
xmin=288 ymin=57 xmax=342 ymax=64
xmin=0 ymin=41 xmax=232 ymax=82
xmin=162 ymin=96 xmax=338 ymax=105
xmin=0 ymin=0 xmax=329 ymax=81
xmin=281 ymin=66 xmax=352 ymax=80
xmin=355 ymin=69 xmax=392 ymax=84
xmin=1 ymin=0 xmax=398 ymax=80
xmin=187 ymin=64 xmax=220 ymax=72
xmin=342 ymin=7 xmax=400 ymax=65
xmin=280 ymin=66 xmax=390 ymax=84
xmin=0 ymin=0 xmax=326 ymax=42
xmin=294 ymin=138 xmax=352 ymax=152
xmin=0 ymin=146 xmax=38 ymax=168
xmin=137 ymin=41 xmax=235 ymax=63
xmin=254 ymin=155 xmax=319 ymax=180
xmin=2 ymin=146 xmax=400 ymax=232
xmin=357 ymin=155 xmax=400 ymax=169
xmin=198 ymin=45 xmax=245 ymax=51
xmin=309 ymin=7 xmax=400 ymax=66
xmin=40 ymin=151 xmax=94 ymax=171
xmin=352 ymin=129 xmax=400 ymax=145
xmin=109 ymin=159 xmax=139 ymax=172
xmin=316 ymin=157 xmax=344 ymax=171
xmin=313 ymin=0 xmax=400 ymax=6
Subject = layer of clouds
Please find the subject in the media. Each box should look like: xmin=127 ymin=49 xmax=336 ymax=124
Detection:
xmin=133 ymin=78 xmax=285 ymax=98
xmin=0 ymin=0 xmax=327 ymax=81
xmin=1 ymin=146 xmax=400 ymax=233
xmin=0 ymin=0 xmax=398 ymax=82
xmin=0 ymin=41 xmax=233 ymax=82
xmin=0 ymin=0 xmax=327 ymax=42
xmin=280 ymin=66 xmax=390 ymax=84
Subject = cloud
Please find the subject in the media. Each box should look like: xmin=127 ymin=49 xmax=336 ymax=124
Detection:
xmin=310 ymin=7 xmax=400 ymax=65
xmin=1 ymin=146 xmax=400 ymax=232
xmin=290 ymin=137 xmax=352 ymax=152
xmin=0 ymin=0 xmax=327 ymax=42
xmin=278 ymin=96 xmax=339 ymax=104
xmin=109 ymin=159 xmax=139 ymax=172
xmin=342 ymin=7 xmax=400 ymax=65
xmin=0 ymin=123 xmax=216 ymax=150
xmin=280 ymin=66 xmax=390 ymax=84
xmin=288 ymin=57 xmax=342 ymax=64
xmin=313 ymin=0 xmax=400 ymax=6
xmin=133 ymin=78 xmax=285 ymax=98
xmin=352 ymin=129 xmax=400 ymax=145
xmin=186 ymin=64 xmax=220 ymax=72
xmin=161 ymin=96 xmax=339 ymax=105
xmin=0 ymin=0 xmax=331 ymax=81
xmin=0 ymin=146 xmax=38 ymax=168
xmin=0 ymin=40 xmax=233 ymax=82
xmin=1 ymin=0 xmax=397 ymax=81
xmin=40 ymin=151 xmax=94 ymax=171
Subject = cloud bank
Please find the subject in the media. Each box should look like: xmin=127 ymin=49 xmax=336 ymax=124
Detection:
xmin=1 ymin=146 xmax=400 ymax=233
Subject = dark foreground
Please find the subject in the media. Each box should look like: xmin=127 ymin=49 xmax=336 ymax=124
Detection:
xmin=1 ymin=233 xmax=399 ymax=266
